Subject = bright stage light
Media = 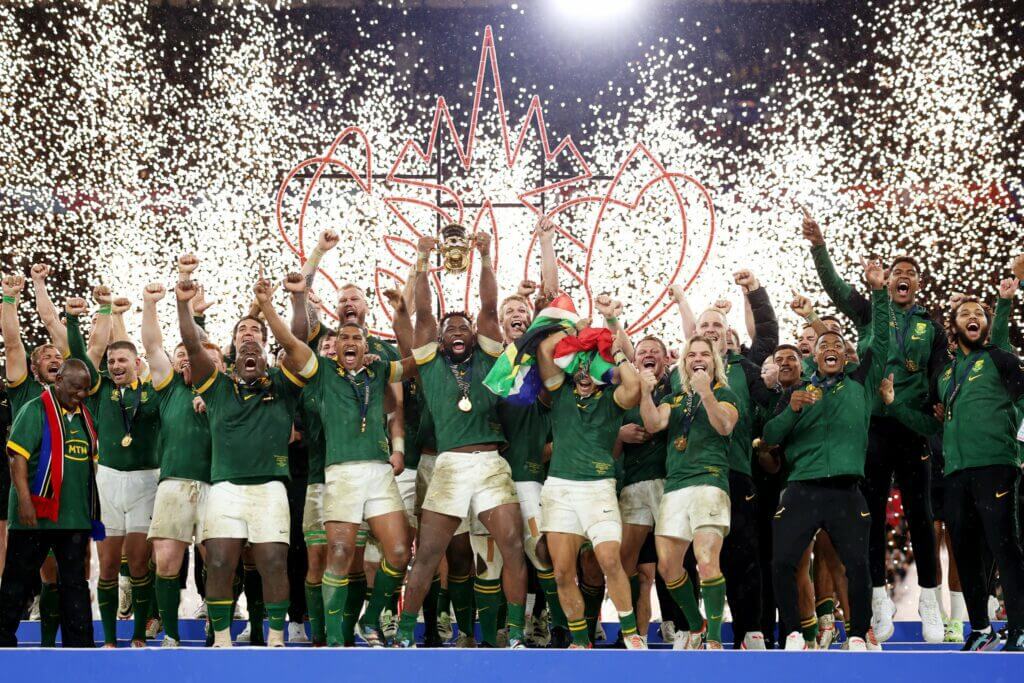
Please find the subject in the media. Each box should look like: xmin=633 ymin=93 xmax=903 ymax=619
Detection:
xmin=551 ymin=0 xmax=639 ymax=22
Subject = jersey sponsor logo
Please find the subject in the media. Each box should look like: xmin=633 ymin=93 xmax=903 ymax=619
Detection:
xmin=593 ymin=462 xmax=612 ymax=476
xmin=773 ymin=506 xmax=785 ymax=518
xmin=910 ymin=335 xmax=924 ymax=341
xmin=66 ymin=438 xmax=91 ymax=461
xmin=274 ymin=455 xmax=288 ymax=468
xmin=967 ymin=374 xmax=982 ymax=382
xmin=859 ymin=511 xmax=870 ymax=517
xmin=744 ymin=493 xmax=755 ymax=501
xmin=995 ymin=490 xmax=1010 ymax=499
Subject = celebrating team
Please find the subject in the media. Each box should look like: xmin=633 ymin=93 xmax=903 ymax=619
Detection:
xmin=0 ymin=210 xmax=1022 ymax=652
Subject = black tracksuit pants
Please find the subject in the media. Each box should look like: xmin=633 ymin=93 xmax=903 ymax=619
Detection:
xmin=721 ymin=470 xmax=762 ymax=647
xmin=863 ymin=416 xmax=937 ymax=588
xmin=945 ymin=465 xmax=1024 ymax=631
xmin=772 ymin=479 xmax=872 ymax=640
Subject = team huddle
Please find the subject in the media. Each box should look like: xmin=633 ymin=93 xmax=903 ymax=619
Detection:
xmin=0 ymin=211 xmax=1022 ymax=652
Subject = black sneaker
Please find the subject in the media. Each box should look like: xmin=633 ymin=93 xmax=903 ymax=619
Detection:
xmin=1002 ymin=628 xmax=1024 ymax=652
xmin=611 ymin=631 xmax=627 ymax=649
xmin=422 ymin=632 xmax=444 ymax=648
xmin=961 ymin=630 xmax=1000 ymax=651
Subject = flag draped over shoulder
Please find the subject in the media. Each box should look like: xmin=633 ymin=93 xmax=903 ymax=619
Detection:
xmin=553 ymin=327 xmax=617 ymax=385
xmin=483 ymin=295 xmax=579 ymax=404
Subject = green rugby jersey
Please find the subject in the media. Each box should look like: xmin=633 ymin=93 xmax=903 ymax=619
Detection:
xmin=304 ymin=356 xmax=401 ymax=467
xmin=662 ymin=384 xmax=738 ymax=495
xmin=498 ymin=400 xmax=550 ymax=484
xmin=84 ymin=377 xmax=161 ymax=471
xmin=196 ymin=364 xmax=309 ymax=485
xmin=548 ymin=382 xmax=626 ymax=482
xmin=153 ymin=372 xmax=211 ymax=483
xmin=619 ymin=375 xmax=671 ymax=488
xmin=298 ymin=398 xmax=326 ymax=485
xmin=412 ymin=340 xmax=504 ymax=452
xmin=7 ymin=396 xmax=93 ymax=531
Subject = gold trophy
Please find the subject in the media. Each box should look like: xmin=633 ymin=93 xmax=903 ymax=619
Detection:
xmin=440 ymin=223 xmax=473 ymax=274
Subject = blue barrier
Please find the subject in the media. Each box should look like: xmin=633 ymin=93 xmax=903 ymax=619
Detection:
xmin=0 ymin=647 xmax=1020 ymax=683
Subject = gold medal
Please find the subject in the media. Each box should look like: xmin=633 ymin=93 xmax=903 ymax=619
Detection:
xmin=458 ymin=396 xmax=473 ymax=412
xmin=121 ymin=434 xmax=133 ymax=448
xmin=674 ymin=435 xmax=688 ymax=451
xmin=905 ymin=360 xmax=918 ymax=372
xmin=808 ymin=385 xmax=823 ymax=400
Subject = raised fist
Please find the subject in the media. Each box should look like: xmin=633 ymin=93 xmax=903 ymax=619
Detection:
xmin=879 ymin=373 xmax=895 ymax=406
xmin=64 ymin=297 xmax=88 ymax=317
xmin=667 ymin=284 xmax=686 ymax=304
xmin=789 ymin=289 xmax=813 ymax=318
xmin=112 ymin=297 xmax=131 ymax=315
xmin=92 ymin=285 xmax=112 ymax=305
xmin=175 ymin=279 xmax=198 ymax=302
xmin=317 ymin=229 xmax=340 ymax=252
xmin=177 ymin=253 xmax=199 ymax=275
xmin=691 ymin=368 xmax=712 ymax=396
xmin=143 ymin=283 xmax=166 ymax=303
xmin=639 ymin=368 xmax=659 ymax=392
xmin=283 ymin=272 xmax=306 ymax=294
xmin=733 ymin=269 xmax=759 ymax=292
xmin=517 ymin=280 xmax=538 ymax=298
xmin=30 ymin=264 xmax=51 ymax=282
xmin=712 ymin=298 xmax=733 ymax=316
xmin=534 ymin=215 xmax=557 ymax=238
xmin=382 ymin=288 xmax=404 ymax=312
xmin=2 ymin=275 xmax=25 ymax=298
xmin=861 ymin=257 xmax=885 ymax=290
xmin=997 ymin=277 xmax=1019 ymax=301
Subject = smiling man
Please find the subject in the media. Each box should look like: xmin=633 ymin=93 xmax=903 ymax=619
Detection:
xmin=763 ymin=256 xmax=890 ymax=652
xmin=393 ymin=232 xmax=529 ymax=649
xmin=803 ymin=209 xmax=947 ymax=643
xmin=640 ymin=336 xmax=739 ymax=650
xmin=0 ymin=360 xmax=98 ymax=647
xmin=884 ymin=284 xmax=1024 ymax=652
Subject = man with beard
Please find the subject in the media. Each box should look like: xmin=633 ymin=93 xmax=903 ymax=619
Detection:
xmin=140 ymin=275 xmax=225 ymax=648
xmin=67 ymin=292 xmax=162 ymax=647
xmin=884 ymin=285 xmax=1024 ymax=651
xmin=763 ymin=256 xmax=889 ymax=652
xmin=615 ymin=334 xmax=671 ymax=643
xmin=176 ymin=268 xmax=315 ymax=647
xmin=300 ymin=320 xmax=413 ymax=647
xmin=0 ymin=359 xmax=98 ymax=647
xmin=803 ymin=209 xmax=946 ymax=643
xmin=534 ymin=316 xmax=645 ymax=649
xmin=640 ymin=336 xmax=739 ymax=650
xmin=393 ymin=232 xmax=529 ymax=649
xmin=682 ymin=269 xmax=777 ymax=650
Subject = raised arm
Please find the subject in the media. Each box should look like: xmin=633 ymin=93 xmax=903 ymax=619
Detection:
xmin=790 ymin=290 xmax=830 ymax=337
xmin=638 ymin=369 xmax=671 ymax=433
xmin=141 ymin=283 xmax=172 ymax=389
xmin=289 ymin=280 xmax=309 ymax=345
xmin=255 ymin=271 xmax=314 ymax=375
xmin=611 ymin=335 xmax=640 ymax=409
xmin=383 ymin=288 xmax=418 ymax=379
xmin=110 ymin=296 xmax=133 ymax=343
xmin=474 ymin=232 xmax=501 ymax=341
xmin=735 ymin=270 xmax=779 ymax=365
xmin=596 ymin=295 xmax=635 ymax=361
xmin=1 ymin=275 xmax=28 ymax=384
xmin=86 ymin=285 xmax=113 ymax=369
xmin=991 ymin=277 xmax=1018 ymax=352
xmin=30 ymin=264 xmax=67 ymax=354
xmin=667 ymin=284 xmax=697 ymax=341
xmin=175 ymin=279 xmax=215 ymax=384
xmin=802 ymin=207 xmax=871 ymax=327
xmin=414 ymin=237 xmax=439 ymax=348
xmin=64 ymin=298 xmax=99 ymax=391
xmin=851 ymin=258 xmax=891 ymax=392
xmin=536 ymin=216 xmax=559 ymax=297
xmin=300 ymin=230 xmax=339 ymax=343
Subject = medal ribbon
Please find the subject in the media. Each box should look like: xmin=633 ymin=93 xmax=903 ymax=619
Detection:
xmin=117 ymin=384 xmax=142 ymax=444
xmin=342 ymin=368 xmax=372 ymax=432
xmin=943 ymin=351 xmax=981 ymax=418
xmin=891 ymin=305 xmax=924 ymax=362
xmin=809 ymin=372 xmax=844 ymax=393
xmin=445 ymin=356 xmax=473 ymax=402
xmin=679 ymin=391 xmax=699 ymax=437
